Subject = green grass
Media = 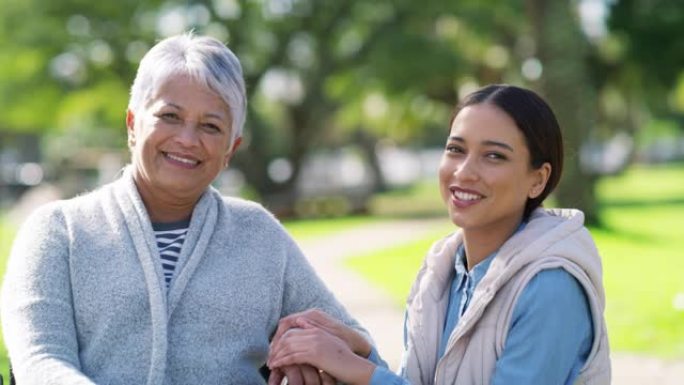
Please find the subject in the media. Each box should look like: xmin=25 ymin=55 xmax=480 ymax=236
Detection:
xmin=347 ymin=162 xmax=684 ymax=357
xmin=596 ymin=163 xmax=684 ymax=357
xmin=282 ymin=215 xmax=378 ymax=240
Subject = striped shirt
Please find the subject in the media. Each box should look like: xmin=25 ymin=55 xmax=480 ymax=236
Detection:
xmin=152 ymin=219 xmax=190 ymax=290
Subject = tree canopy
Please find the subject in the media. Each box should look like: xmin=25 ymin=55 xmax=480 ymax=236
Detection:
xmin=1 ymin=0 xmax=681 ymax=220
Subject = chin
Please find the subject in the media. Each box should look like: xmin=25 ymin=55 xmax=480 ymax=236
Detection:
xmin=447 ymin=212 xmax=466 ymax=228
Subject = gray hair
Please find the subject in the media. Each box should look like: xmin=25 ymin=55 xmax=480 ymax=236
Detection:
xmin=128 ymin=33 xmax=247 ymax=141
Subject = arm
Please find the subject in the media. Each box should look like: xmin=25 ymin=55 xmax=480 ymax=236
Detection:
xmin=492 ymin=268 xmax=593 ymax=385
xmin=270 ymin=309 xmax=372 ymax=358
xmin=270 ymin=323 xmax=410 ymax=385
xmin=269 ymin=324 xmax=375 ymax=384
xmin=269 ymin=234 xmax=391 ymax=385
xmin=268 ymin=311 xmax=409 ymax=385
xmin=0 ymin=206 xmax=96 ymax=384
xmin=278 ymin=237 xmax=371 ymax=340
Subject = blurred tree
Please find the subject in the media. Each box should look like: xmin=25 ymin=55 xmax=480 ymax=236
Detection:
xmin=608 ymin=0 xmax=684 ymax=114
xmin=0 ymin=0 xmax=164 ymax=144
xmin=526 ymin=0 xmax=600 ymax=223
xmin=222 ymin=0 xmax=470 ymax=208
xmin=0 ymin=0 xmax=623 ymax=220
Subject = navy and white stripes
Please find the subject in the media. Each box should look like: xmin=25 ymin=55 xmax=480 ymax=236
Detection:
xmin=152 ymin=220 xmax=190 ymax=290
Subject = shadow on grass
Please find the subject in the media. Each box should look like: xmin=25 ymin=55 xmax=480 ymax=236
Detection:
xmin=600 ymin=197 xmax=684 ymax=208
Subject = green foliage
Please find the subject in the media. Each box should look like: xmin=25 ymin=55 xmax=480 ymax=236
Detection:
xmin=609 ymin=0 xmax=684 ymax=89
xmin=0 ymin=0 xmax=163 ymax=135
xmin=607 ymin=0 xmax=684 ymax=119
xmin=347 ymin=163 xmax=684 ymax=357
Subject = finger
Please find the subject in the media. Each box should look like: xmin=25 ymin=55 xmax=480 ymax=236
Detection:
xmin=270 ymin=337 xmax=320 ymax=369
xmin=272 ymin=315 xmax=303 ymax=348
xmin=270 ymin=345 xmax=312 ymax=368
xmin=320 ymin=370 xmax=336 ymax=385
xmin=299 ymin=365 xmax=321 ymax=385
xmin=269 ymin=328 xmax=310 ymax=366
xmin=282 ymin=366 xmax=303 ymax=385
xmin=268 ymin=367 xmax=285 ymax=385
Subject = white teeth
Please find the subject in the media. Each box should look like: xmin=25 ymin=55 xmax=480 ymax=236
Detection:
xmin=453 ymin=191 xmax=481 ymax=201
xmin=166 ymin=153 xmax=198 ymax=166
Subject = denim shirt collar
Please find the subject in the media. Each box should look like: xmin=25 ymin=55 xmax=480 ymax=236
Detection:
xmin=452 ymin=220 xmax=528 ymax=288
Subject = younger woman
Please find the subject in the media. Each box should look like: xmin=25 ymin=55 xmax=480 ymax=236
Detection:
xmin=267 ymin=84 xmax=611 ymax=385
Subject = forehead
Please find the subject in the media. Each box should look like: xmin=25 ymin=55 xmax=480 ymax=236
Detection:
xmin=449 ymin=104 xmax=525 ymax=145
xmin=147 ymin=75 xmax=230 ymax=115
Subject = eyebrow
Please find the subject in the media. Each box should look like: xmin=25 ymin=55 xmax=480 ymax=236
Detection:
xmin=448 ymin=136 xmax=515 ymax=152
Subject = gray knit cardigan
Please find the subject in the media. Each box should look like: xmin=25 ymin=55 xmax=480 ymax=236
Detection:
xmin=1 ymin=168 xmax=365 ymax=384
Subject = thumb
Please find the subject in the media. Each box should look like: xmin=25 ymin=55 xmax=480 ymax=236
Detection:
xmin=296 ymin=318 xmax=316 ymax=329
xmin=268 ymin=367 xmax=285 ymax=385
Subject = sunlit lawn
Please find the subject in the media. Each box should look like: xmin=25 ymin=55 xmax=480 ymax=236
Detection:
xmin=347 ymin=163 xmax=684 ymax=357
xmin=282 ymin=215 xmax=379 ymax=240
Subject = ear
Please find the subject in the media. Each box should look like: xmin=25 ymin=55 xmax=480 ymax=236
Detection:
xmin=528 ymin=162 xmax=552 ymax=199
xmin=223 ymin=136 xmax=242 ymax=168
xmin=126 ymin=109 xmax=136 ymax=148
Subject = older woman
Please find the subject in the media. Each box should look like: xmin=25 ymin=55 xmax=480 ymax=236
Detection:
xmin=1 ymin=33 xmax=365 ymax=384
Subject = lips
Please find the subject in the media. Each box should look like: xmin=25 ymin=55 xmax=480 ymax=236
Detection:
xmin=163 ymin=151 xmax=201 ymax=168
xmin=449 ymin=186 xmax=484 ymax=208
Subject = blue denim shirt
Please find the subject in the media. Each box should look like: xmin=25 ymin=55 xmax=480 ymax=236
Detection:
xmin=368 ymin=238 xmax=593 ymax=384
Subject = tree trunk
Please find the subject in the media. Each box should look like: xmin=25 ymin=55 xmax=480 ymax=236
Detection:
xmin=353 ymin=129 xmax=388 ymax=193
xmin=527 ymin=0 xmax=600 ymax=224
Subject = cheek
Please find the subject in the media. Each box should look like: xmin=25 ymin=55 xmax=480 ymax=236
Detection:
xmin=437 ymin=161 xmax=452 ymax=200
xmin=502 ymin=173 xmax=535 ymax=205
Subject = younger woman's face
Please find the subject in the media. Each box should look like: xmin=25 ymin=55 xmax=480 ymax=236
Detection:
xmin=438 ymin=103 xmax=550 ymax=236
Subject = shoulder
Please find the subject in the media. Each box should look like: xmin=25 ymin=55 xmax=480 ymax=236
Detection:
xmin=217 ymin=195 xmax=293 ymax=240
xmin=16 ymin=200 xmax=67 ymax=236
xmin=17 ymin=187 xmax=107 ymax=236
xmin=220 ymin=195 xmax=273 ymax=216
xmin=219 ymin=195 xmax=280 ymax=224
xmin=523 ymin=268 xmax=586 ymax=299
xmin=514 ymin=268 xmax=590 ymax=321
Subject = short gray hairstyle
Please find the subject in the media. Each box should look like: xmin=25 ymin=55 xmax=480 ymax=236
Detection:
xmin=128 ymin=33 xmax=247 ymax=141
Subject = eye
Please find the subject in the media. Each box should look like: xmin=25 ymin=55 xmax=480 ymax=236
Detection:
xmin=445 ymin=144 xmax=465 ymax=154
xmin=158 ymin=112 xmax=181 ymax=122
xmin=485 ymin=152 xmax=507 ymax=161
xmin=201 ymin=122 xmax=222 ymax=133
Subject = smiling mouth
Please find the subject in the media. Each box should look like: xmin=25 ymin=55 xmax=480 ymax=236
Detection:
xmin=453 ymin=190 xmax=482 ymax=201
xmin=163 ymin=152 xmax=200 ymax=167
xmin=449 ymin=187 xmax=484 ymax=206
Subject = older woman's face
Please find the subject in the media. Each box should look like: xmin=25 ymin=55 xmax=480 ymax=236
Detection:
xmin=126 ymin=74 xmax=240 ymax=203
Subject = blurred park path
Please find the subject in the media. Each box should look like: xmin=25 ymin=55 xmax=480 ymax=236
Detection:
xmin=296 ymin=218 xmax=684 ymax=385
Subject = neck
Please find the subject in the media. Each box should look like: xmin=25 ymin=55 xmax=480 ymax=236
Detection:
xmin=135 ymin=184 xmax=198 ymax=223
xmin=145 ymin=200 xmax=195 ymax=223
xmin=461 ymin=219 xmax=522 ymax=271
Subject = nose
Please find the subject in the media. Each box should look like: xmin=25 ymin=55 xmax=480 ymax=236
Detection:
xmin=175 ymin=121 xmax=200 ymax=147
xmin=452 ymin=154 xmax=479 ymax=182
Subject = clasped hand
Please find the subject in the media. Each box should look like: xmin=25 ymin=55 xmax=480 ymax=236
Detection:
xmin=267 ymin=309 xmax=375 ymax=385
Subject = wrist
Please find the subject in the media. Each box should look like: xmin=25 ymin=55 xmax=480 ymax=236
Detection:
xmin=347 ymin=330 xmax=372 ymax=357
xmin=346 ymin=353 xmax=376 ymax=385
